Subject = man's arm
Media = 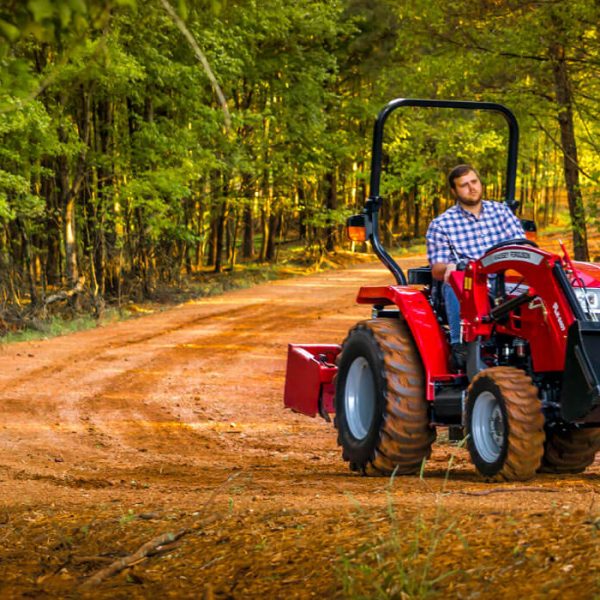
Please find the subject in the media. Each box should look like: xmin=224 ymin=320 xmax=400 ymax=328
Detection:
xmin=502 ymin=204 xmax=526 ymax=237
xmin=432 ymin=262 xmax=456 ymax=282
xmin=426 ymin=221 xmax=455 ymax=282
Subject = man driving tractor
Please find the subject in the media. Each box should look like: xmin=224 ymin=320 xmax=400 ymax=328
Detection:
xmin=285 ymin=99 xmax=600 ymax=482
xmin=426 ymin=164 xmax=525 ymax=369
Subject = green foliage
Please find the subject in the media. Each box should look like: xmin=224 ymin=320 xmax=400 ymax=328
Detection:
xmin=0 ymin=98 xmax=59 ymax=222
xmin=337 ymin=443 xmax=469 ymax=599
xmin=0 ymin=0 xmax=134 ymax=45
xmin=0 ymin=0 xmax=597 ymax=320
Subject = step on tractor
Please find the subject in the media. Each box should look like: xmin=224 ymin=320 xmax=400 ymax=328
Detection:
xmin=284 ymin=98 xmax=600 ymax=481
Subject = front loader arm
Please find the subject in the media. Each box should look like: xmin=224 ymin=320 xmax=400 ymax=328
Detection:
xmin=460 ymin=246 xmax=576 ymax=372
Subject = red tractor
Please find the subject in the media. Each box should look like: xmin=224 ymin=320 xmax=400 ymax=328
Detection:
xmin=284 ymin=98 xmax=600 ymax=481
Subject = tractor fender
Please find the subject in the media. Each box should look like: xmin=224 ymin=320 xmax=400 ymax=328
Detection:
xmin=357 ymin=285 xmax=450 ymax=400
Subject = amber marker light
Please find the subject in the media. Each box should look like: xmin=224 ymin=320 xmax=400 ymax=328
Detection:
xmin=347 ymin=226 xmax=366 ymax=242
xmin=346 ymin=214 xmax=368 ymax=242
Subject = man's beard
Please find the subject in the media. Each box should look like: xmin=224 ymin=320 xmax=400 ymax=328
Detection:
xmin=457 ymin=193 xmax=482 ymax=207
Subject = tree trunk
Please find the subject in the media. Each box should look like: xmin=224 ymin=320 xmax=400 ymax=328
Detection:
xmin=413 ymin=188 xmax=420 ymax=240
xmin=543 ymin=185 xmax=551 ymax=228
xmin=259 ymin=170 xmax=271 ymax=261
xmin=17 ymin=219 xmax=39 ymax=307
xmin=213 ymin=177 xmax=229 ymax=274
xmin=133 ymin=208 xmax=146 ymax=295
xmin=550 ymin=42 xmax=588 ymax=261
xmin=297 ymin=181 xmax=307 ymax=242
xmin=228 ymin=207 xmax=239 ymax=269
xmin=195 ymin=194 xmax=204 ymax=268
xmin=61 ymin=178 xmax=79 ymax=288
xmin=519 ymin=165 xmax=527 ymax=209
xmin=96 ymin=98 xmax=116 ymax=293
xmin=531 ymin=144 xmax=540 ymax=220
xmin=432 ymin=194 xmax=441 ymax=220
xmin=260 ymin=204 xmax=269 ymax=262
xmin=241 ymin=174 xmax=254 ymax=259
xmin=265 ymin=209 xmax=279 ymax=262
xmin=57 ymin=107 xmax=78 ymax=290
xmin=325 ymin=170 xmax=337 ymax=252
xmin=214 ymin=202 xmax=226 ymax=274
xmin=404 ymin=185 xmax=420 ymax=240
xmin=406 ymin=189 xmax=414 ymax=240
xmin=44 ymin=181 xmax=62 ymax=286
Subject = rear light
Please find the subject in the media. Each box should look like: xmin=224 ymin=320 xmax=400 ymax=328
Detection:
xmin=346 ymin=214 xmax=368 ymax=242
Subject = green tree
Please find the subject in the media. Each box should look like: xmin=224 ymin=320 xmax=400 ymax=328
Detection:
xmin=393 ymin=0 xmax=600 ymax=259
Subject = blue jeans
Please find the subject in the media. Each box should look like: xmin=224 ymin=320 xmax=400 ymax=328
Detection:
xmin=443 ymin=283 xmax=461 ymax=344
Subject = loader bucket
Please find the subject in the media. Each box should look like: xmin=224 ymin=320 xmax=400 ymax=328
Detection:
xmin=283 ymin=344 xmax=340 ymax=419
xmin=560 ymin=321 xmax=600 ymax=422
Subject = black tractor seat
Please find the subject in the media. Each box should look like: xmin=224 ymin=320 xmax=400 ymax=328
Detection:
xmin=407 ymin=266 xmax=433 ymax=286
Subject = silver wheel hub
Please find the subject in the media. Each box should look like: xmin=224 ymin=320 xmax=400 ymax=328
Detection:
xmin=344 ymin=357 xmax=376 ymax=440
xmin=471 ymin=390 xmax=505 ymax=463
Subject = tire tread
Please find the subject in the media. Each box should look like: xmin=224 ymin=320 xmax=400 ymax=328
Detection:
xmin=539 ymin=428 xmax=600 ymax=474
xmin=467 ymin=366 xmax=544 ymax=481
xmin=337 ymin=318 xmax=435 ymax=476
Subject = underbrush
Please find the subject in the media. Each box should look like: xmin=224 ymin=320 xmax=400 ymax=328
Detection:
xmin=0 ymin=246 xmax=382 ymax=344
xmin=3 ymin=218 xmax=596 ymax=345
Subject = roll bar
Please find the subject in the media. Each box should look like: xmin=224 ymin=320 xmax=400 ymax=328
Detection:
xmin=364 ymin=98 xmax=519 ymax=285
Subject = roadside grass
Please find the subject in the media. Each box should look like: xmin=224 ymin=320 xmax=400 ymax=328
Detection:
xmin=336 ymin=502 xmax=460 ymax=599
xmin=337 ymin=443 xmax=468 ymax=599
xmin=0 ymin=310 xmax=123 ymax=345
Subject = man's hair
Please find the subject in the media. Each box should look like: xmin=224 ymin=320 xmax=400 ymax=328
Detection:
xmin=448 ymin=164 xmax=480 ymax=190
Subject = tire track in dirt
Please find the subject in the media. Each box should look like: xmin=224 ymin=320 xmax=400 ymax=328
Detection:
xmin=0 ymin=262 xmax=398 ymax=492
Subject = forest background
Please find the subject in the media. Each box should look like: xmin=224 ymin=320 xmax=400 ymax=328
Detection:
xmin=0 ymin=0 xmax=598 ymax=331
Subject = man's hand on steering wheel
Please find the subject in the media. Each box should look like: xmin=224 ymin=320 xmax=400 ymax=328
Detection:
xmin=443 ymin=260 xmax=468 ymax=282
xmin=485 ymin=237 xmax=539 ymax=252
xmin=443 ymin=263 xmax=456 ymax=283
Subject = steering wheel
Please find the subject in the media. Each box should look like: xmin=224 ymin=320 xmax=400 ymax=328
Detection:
xmin=486 ymin=237 xmax=539 ymax=252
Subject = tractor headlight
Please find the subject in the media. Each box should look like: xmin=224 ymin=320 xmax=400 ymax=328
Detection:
xmin=573 ymin=288 xmax=600 ymax=319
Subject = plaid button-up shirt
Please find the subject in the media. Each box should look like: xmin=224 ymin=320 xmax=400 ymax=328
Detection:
xmin=426 ymin=200 xmax=525 ymax=265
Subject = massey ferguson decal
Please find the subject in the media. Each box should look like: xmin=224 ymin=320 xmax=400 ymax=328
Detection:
xmin=481 ymin=248 xmax=544 ymax=268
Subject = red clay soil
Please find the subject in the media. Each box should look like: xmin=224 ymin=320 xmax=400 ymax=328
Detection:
xmin=0 ymin=257 xmax=598 ymax=599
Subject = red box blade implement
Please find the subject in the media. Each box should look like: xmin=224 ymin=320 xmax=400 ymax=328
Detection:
xmin=283 ymin=344 xmax=340 ymax=420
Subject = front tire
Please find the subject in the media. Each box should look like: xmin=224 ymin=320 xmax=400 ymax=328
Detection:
xmin=466 ymin=367 xmax=544 ymax=481
xmin=539 ymin=427 xmax=600 ymax=474
xmin=335 ymin=319 xmax=435 ymax=475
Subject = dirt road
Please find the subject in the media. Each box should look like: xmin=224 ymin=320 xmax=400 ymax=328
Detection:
xmin=0 ymin=258 xmax=598 ymax=599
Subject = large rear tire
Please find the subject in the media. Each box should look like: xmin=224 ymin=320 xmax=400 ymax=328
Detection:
xmin=334 ymin=318 xmax=435 ymax=475
xmin=465 ymin=367 xmax=544 ymax=481
xmin=539 ymin=427 xmax=600 ymax=474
